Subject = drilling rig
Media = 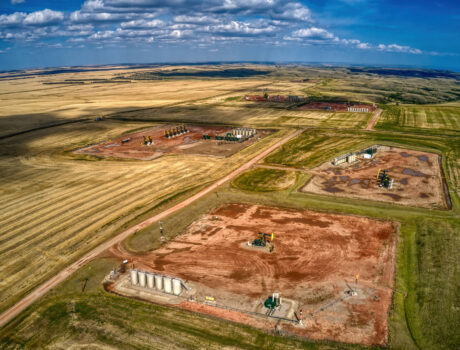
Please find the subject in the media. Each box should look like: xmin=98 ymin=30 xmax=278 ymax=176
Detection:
xmin=251 ymin=232 xmax=275 ymax=252
xmin=377 ymin=169 xmax=393 ymax=189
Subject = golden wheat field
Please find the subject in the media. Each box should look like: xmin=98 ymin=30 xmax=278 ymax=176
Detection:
xmin=0 ymin=68 xmax=269 ymax=137
xmin=0 ymin=65 xmax=381 ymax=315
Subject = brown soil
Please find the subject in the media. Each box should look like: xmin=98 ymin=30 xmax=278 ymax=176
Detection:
xmin=301 ymin=147 xmax=446 ymax=209
xmin=75 ymin=125 xmax=272 ymax=160
xmin=109 ymin=203 xmax=396 ymax=346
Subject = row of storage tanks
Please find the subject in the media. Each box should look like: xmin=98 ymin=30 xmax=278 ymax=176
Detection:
xmin=130 ymin=269 xmax=182 ymax=296
xmin=231 ymin=128 xmax=256 ymax=137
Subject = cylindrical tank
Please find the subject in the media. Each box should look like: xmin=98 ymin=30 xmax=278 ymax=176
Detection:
xmin=130 ymin=270 xmax=138 ymax=285
xmin=147 ymin=273 xmax=154 ymax=289
xmin=155 ymin=274 xmax=163 ymax=290
xmin=138 ymin=271 xmax=146 ymax=287
xmin=172 ymin=279 xmax=182 ymax=296
xmin=163 ymin=276 xmax=172 ymax=294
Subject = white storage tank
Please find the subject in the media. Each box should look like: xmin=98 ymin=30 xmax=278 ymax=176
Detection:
xmin=172 ymin=279 xmax=182 ymax=296
xmin=130 ymin=269 xmax=138 ymax=285
xmin=147 ymin=273 xmax=154 ymax=289
xmin=138 ymin=271 xmax=146 ymax=288
xmin=155 ymin=274 xmax=163 ymax=291
xmin=163 ymin=276 xmax=172 ymax=294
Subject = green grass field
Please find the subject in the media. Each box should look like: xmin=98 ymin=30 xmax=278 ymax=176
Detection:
xmin=412 ymin=219 xmax=460 ymax=349
xmin=263 ymin=129 xmax=460 ymax=198
xmin=232 ymin=168 xmax=296 ymax=192
xmin=263 ymin=132 xmax=372 ymax=168
xmin=376 ymin=105 xmax=460 ymax=133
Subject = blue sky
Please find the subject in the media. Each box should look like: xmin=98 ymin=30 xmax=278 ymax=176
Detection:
xmin=0 ymin=0 xmax=459 ymax=71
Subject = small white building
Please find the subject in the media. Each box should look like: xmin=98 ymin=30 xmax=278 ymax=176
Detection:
xmin=347 ymin=154 xmax=357 ymax=163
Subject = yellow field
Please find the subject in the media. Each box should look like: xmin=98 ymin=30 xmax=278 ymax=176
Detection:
xmin=115 ymin=102 xmax=371 ymax=129
xmin=0 ymin=66 xmax=384 ymax=314
xmin=0 ymin=117 xmax=289 ymax=313
xmin=0 ymin=69 xmax=268 ymax=136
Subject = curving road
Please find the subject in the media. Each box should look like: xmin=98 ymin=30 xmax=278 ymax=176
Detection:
xmin=0 ymin=128 xmax=303 ymax=329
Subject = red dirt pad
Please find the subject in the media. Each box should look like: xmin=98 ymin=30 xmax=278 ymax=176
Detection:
xmin=111 ymin=203 xmax=396 ymax=346
xmin=76 ymin=125 xmax=270 ymax=160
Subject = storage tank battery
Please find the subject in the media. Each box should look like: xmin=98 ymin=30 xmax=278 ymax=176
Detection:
xmin=155 ymin=274 xmax=163 ymax=290
xmin=147 ymin=273 xmax=154 ymax=289
xmin=138 ymin=271 xmax=146 ymax=287
xmin=130 ymin=269 xmax=138 ymax=285
xmin=163 ymin=277 xmax=172 ymax=294
xmin=172 ymin=279 xmax=182 ymax=295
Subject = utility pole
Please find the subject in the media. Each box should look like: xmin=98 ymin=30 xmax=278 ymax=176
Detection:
xmin=159 ymin=221 xmax=166 ymax=242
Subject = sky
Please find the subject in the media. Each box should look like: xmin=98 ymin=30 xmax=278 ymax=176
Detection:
xmin=0 ymin=0 xmax=459 ymax=71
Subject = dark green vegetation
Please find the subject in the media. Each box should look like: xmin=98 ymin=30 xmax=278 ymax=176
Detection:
xmin=123 ymin=67 xmax=271 ymax=80
xmin=232 ymin=168 xmax=296 ymax=192
xmin=348 ymin=67 xmax=459 ymax=80
xmin=299 ymin=71 xmax=459 ymax=104
xmin=413 ymin=219 xmax=460 ymax=349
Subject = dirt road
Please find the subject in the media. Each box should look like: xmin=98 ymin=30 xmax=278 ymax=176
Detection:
xmin=0 ymin=128 xmax=303 ymax=329
xmin=254 ymin=164 xmax=309 ymax=173
xmin=366 ymin=108 xmax=382 ymax=131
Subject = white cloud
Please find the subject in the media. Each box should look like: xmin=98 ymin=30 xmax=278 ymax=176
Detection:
xmin=0 ymin=12 xmax=27 ymax=27
xmin=356 ymin=42 xmax=371 ymax=49
xmin=206 ymin=20 xmax=276 ymax=36
xmin=377 ymin=43 xmax=422 ymax=54
xmin=47 ymin=43 xmax=63 ymax=48
xmin=221 ymin=0 xmax=276 ymax=11
xmin=173 ymin=15 xmax=220 ymax=24
xmin=120 ymin=19 xmax=164 ymax=29
xmin=11 ymin=0 xmax=25 ymax=4
xmin=270 ymin=2 xmax=311 ymax=22
xmin=288 ymin=26 xmax=420 ymax=54
xmin=0 ymin=10 xmax=64 ymax=28
xmin=23 ymin=9 xmax=64 ymax=26
xmin=70 ymin=10 xmax=128 ymax=23
xmin=81 ymin=0 xmax=105 ymax=12
xmin=292 ymin=27 xmax=335 ymax=40
xmin=0 ymin=0 xmax=426 ymax=57
xmin=170 ymin=29 xmax=193 ymax=38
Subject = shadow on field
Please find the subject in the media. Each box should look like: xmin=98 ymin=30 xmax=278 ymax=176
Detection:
xmin=106 ymin=101 xmax=285 ymax=127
